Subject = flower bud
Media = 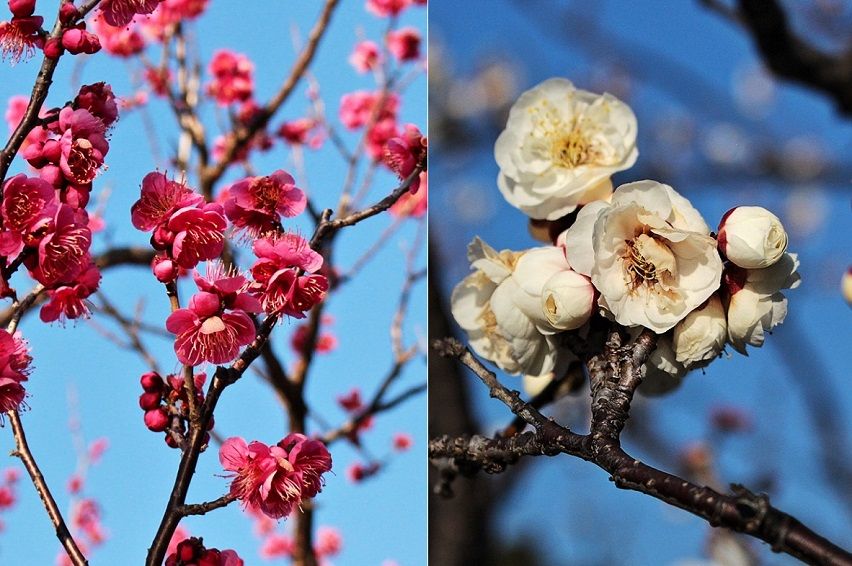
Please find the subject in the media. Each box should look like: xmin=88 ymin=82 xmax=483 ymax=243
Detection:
xmin=138 ymin=391 xmax=161 ymax=411
xmin=43 ymin=37 xmax=64 ymax=59
xmin=58 ymin=2 xmax=79 ymax=24
xmin=143 ymin=408 xmax=169 ymax=432
xmin=152 ymin=256 xmax=178 ymax=283
xmin=140 ymin=371 xmax=163 ymax=392
xmin=8 ymin=0 xmax=36 ymax=18
xmin=61 ymin=27 xmax=101 ymax=55
xmin=540 ymin=269 xmax=594 ymax=331
xmin=843 ymin=267 xmax=852 ymax=308
xmin=671 ymin=294 xmax=727 ymax=367
xmin=718 ymin=206 xmax=787 ymax=269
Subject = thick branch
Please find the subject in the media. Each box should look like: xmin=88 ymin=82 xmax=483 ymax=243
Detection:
xmin=430 ymin=336 xmax=852 ymax=565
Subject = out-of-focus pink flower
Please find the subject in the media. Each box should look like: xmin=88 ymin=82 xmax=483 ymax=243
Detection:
xmin=166 ymin=289 xmax=257 ymax=366
xmin=277 ymin=118 xmax=322 ymax=147
xmin=0 ymin=14 xmax=43 ymax=63
xmin=314 ymin=526 xmax=342 ymax=557
xmin=219 ymin=434 xmax=332 ymax=519
xmin=39 ymin=262 xmax=101 ymax=323
xmin=3 ymin=469 xmax=20 ymax=484
xmin=131 ymin=171 xmax=203 ymax=231
xmin=386 ymin=27 xmax=421 ymax=61
xmin=349 ymin=40 xmax=381 ymax=73
xmin=392 ymin=433 xmax=412 ymax=452
xmin=337 ymin=389 xmax=362 ymax=412
xmin=260 ymin=534 xmax=294 ymax=559
xmin=0 ymin=486 xmax=15 ymax=510
xmin=224 ymin=170 xmax=306 ymax=235
xmin=366 ymin=0 xmax=411 ymax=17
xmin=88 ymin=438 xmax=109 ymax=463
xmin=346 ymin=461 xmax=379 ymax=483
xmin=4 ymin=94 xmax=28 ymax=132
xmin=389 ymin=172 xmax=427 ymax=218
xmin=100 ymin=0 xmax=161 ymax=28
xmin=206 ymin=50 xmax=254 ymax=106
xmin=339 ymin=91 xmax=398 ymax=130
xmin=710 ymin=405 xmax=753 ymax=433
xmin=250 ymin=235 xmax=328 ymax=318
xmin=365 ymin=117 xmax=399 ymax=161
xmin=383 ymin=123 xmax=426 ymax=190
xmin=290 ymin=323 xmax=338 ymax=355
xmin=67 ymin=474 xmax=83 ymax=495
xmin=90 ymin=15 xmax=145 ymax=57
xmin=144 ymin=66 xmax=171 ymax=96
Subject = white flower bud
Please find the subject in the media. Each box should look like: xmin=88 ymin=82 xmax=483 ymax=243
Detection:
xmin=540 ymin=270 xmax=594 ymax=331
xmin=718 ymin=206 xmax=788 ymax=269
xmin=672 ymin=295 xmax=727 ymax=367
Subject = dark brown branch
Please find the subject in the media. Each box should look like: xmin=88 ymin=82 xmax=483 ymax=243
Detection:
xmin=8 ymin=410 xmax=88 ymax=566
xmin=178 ymin=493 xmax=237 ymax=517
xmin=430 ymin=336 xmax=852 ymax=566
xmin=729 ymin=0 xmax=852 ymax=114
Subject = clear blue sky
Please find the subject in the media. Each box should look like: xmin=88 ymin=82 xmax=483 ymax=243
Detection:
xmin=0 ymin=2 xmax=426 ymax=564
xmin=431 ymin=1 xmax=851 ymax=564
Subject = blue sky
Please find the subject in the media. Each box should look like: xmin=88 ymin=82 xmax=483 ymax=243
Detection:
xmin=431 ymin=1 xmax=851 ymax=564
xmin=0 ymin=2 xmax=426 ymax=564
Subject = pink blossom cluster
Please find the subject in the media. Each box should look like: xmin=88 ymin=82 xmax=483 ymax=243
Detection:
xmin=339 ymin=90 xmax=401 ymax=160
xmin=277 ymin=117 xmax=324 ymax=149
xmin=0 ymin=330 xmax=31 ymax=413
xmin=131 ymin=172 xmax=226 ymax=281
xmin=219 ymin=434 xmax=333 ymax=520
xmin=250 ymin=234 xmax=329 ymax=318
xmin=166 ymin=265 xmax=260 ymax=366
xmin=139 ymin=370 xmax=214 ymax=448
xmin=206 ymin=50 xmax=254 ymax=106
xmin=165 ymin=536 xmax=243 ymax=566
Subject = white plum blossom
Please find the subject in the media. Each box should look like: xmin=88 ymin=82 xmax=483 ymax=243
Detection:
xmin=725 ymin=252 xmax=800 ymax=354
xmin=450 ymin=237 xmax=575 ymax=379
xmin=718 ymin=206 xmax=788 ymax=269
xmin=540 ymin=269 xmax=595 ymax=331
xmin=494 ymin=78 xmax=638 ymax=220
xmin=672 ymin=294 xmax=727 ymax=367
xmin=561 ymin=181 xmax=723 ymax=333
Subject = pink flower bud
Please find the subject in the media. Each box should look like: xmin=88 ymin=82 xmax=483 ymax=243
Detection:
xmin=61 ymin=27 xmax=101 ymax=55
xmin=42 ymin=37 xmax=62 ymax=58
xmin=152 ymin=256 xmax=178 ymax=283
xmin=140 ymin=371 xmax=163 ymax=392
xmin=58 ymin=2 xmax=79 ymax=23
xmin=138 ymin=391 xmax=161 ymax=411
xmin=143 ymin=408 xmax=169 ymax=432
xmin=8 ymin=0 xmax=36 ymax=18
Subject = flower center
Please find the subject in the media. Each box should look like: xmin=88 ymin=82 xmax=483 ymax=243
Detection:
xmin=551 ymin=128 xmax=593 ymax=168
xmin=623 ymin=233 xmax=676 ymax=291
xmin=251 ymin=177 xmax=281 ymax=213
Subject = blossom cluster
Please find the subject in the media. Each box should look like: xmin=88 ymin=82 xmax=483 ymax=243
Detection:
xmin=452 ymin=78 xmax=800 ymax=394
xmin=130 ymin=169 xmax=328 ymax=366
xmin=219 ymin=435 xmax=332 ymax=520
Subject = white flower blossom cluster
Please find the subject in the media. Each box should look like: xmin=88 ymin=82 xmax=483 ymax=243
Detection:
xmin=452 ymin=78 xmax=800 ymax=394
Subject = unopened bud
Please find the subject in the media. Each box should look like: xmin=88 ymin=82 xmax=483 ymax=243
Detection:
xmin=143 ymin=408 xmax=169 ymax=432
xmin=718 ymin=206 xmax=787 ymax=269
xmin=540 ymin=269 xmax=594 ymax=330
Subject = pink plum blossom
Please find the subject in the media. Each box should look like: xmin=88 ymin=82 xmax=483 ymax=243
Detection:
xmin=206 ymin=50 xmax=254 ymax=106
xmin=250 ymin=234 xmax=329 ymax=317
xmin=100 ymin=0 xmax=161 ymax=28
xmin=349 ymin=40 xmax=381 ymax=73
xmin=224 ymin=170 xmax=306 ymax=235
xmin=386 ymin=27 xmax=421 ymax=61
